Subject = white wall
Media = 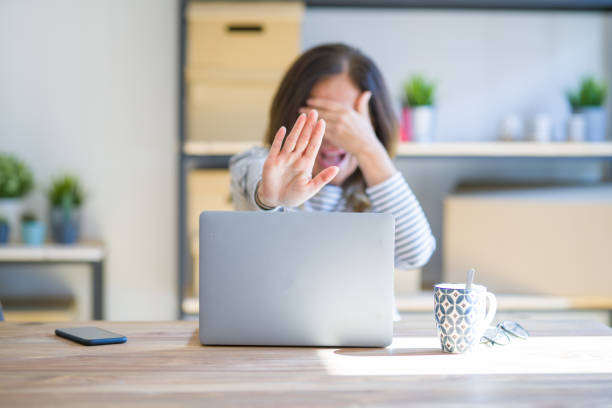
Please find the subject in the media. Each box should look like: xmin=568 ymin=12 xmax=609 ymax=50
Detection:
xmin=302 ymin=9 xmax=610 ymax=285
xmin=303 ymin=9 xmax=608 ymax=141
xmin=0 ymin=0 xmax=178 ymax=320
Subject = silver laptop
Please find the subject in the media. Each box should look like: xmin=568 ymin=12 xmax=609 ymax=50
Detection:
xmin=199 ymin=211 xmax=394 ymax=347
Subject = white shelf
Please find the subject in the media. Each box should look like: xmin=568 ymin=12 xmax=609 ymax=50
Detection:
xmin=184 ymin=140 xmax=262 ymax=156
xmin=183 ymin=140 xmax=612 ymax=158
xmin=0 ymin=242 xmax=105 ymax=262
xmin=395 ymin=141 xmax=612 ymax=157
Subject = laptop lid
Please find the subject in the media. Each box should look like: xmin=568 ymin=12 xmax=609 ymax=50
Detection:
xmin=199 ymin=211 xmax=394 ymax=347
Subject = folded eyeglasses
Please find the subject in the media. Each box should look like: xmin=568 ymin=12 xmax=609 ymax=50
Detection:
xmin=481 ymin=320 xmax=529 ymax=346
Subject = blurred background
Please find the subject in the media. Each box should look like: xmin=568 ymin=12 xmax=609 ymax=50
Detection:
xmin=0 ymin=0 xmax=610 ymax=324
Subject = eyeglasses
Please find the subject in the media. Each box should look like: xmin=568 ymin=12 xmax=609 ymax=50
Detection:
xmin=481 ymin=320 xmax=529 ymax=347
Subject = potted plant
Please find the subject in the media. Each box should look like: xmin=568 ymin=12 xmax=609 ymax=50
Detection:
xmin=0 ymin=153 xmax=34 ymax=242
xmin=48 ymin=174 xmax=84 ymax=244
xmin=567 ymin=76 xmax=608 ymax=142
xmin=21 ymin=212 xmax=46 ymax=246
xmin=403 ymin=75 xmax=436 ymax=142
xmin=0 ymin=216 xmax=9 ymax=244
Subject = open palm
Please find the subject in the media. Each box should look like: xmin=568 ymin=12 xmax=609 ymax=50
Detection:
xmin=257 ymin=110 xmax=339 ymax=208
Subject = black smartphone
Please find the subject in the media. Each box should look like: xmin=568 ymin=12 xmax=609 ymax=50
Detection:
xmin=55 ymin=327 xmax=127 ymax=346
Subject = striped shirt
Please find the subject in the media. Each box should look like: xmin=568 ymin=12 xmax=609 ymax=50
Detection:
xmin=229 ymin=147 xmax=436 ymax=270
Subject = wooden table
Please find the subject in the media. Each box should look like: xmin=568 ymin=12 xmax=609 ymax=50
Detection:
xmin=0 ymin=243 xmax=105 ymax=319
xmin=1 ymin=320 xmax=611 ymax=407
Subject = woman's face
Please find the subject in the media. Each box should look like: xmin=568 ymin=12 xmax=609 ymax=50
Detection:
xmin=310 ymin=72 xmax=360 ymax=186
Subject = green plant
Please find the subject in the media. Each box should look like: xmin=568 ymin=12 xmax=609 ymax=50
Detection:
xmin=21 ymin=212 xmax=37 ymax=224
xmin=0 ymin=153 xmax=34 ymax=198
xmin=403 ymin=75 xmax=436 ymax=107
xmin=48 ymin=174 xmax=84 ymax=208
xmin=0 ymin=216 xmax=7 ymax=225
xmin=567 ymin=76 xmax=608 ymax=109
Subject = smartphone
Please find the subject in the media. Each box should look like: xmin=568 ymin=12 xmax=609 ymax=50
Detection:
xmin=55 ymin=327 xmax=127 ymax=346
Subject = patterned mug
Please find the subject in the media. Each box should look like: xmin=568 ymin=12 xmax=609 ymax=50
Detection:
xmin=434 ymin=283 xmax=497 ymax=353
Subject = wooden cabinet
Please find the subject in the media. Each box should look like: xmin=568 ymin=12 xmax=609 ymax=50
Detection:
xmin=187 ymin=169 xmax=233 ymax=238
xmin=187 ymin=169 xmax=234 ymax=296
xmin=186 ymin=2 xmax=303 ymax=71
xmin=182 ymin=2 xmax=303 ymax=303
xmin=444 ymin=184 xmax=612 ymax=296
xmin=186 ymin=71 xmax=280 ymax=142
xmin=185 ymin=2 xmax=303 ymax=142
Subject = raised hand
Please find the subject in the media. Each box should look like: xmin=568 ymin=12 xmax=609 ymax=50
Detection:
xmin=299 ymin=91 xmax=379 ymax=157
xmin=257 ymin=110 xmax=340 ymax=208
xmin=299 ymin=90 xmax=396 ymax=187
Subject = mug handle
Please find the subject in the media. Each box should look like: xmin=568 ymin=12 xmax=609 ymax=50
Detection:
xmin=483 ymin=292 xmax=497 ymax=328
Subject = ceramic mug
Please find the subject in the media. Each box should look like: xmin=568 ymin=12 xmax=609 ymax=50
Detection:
xmin=434 ymin=283 xmax=497 ymax=353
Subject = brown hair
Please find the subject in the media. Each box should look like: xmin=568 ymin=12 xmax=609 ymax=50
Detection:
xmin=265 ymin=43 xmax=398 ymax=211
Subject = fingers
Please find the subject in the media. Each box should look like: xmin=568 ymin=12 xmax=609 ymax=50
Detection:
xmin=292 ymin=110 xmax=318 ymax=155
xmin=303 ymin=118 xmax=326 ymax=160
xmin=308 ymin=166 xmax=339 ymax=194
xmin=281 ymin=113 xmax=307 ymax=153
xmin=355 ymin=91 xmax=372 ymax=117
xmin=299 ymin=107 xmax=341 ymax=142
xmin=269 ymin=126 xmax=286 ymax=157
xmin=299 ymin=106 xmax=341 ymax=120
xmin=298 ymin=107 xmax=343 ymax=133
xmin=306 ymin=97 xmax=347 ymax=112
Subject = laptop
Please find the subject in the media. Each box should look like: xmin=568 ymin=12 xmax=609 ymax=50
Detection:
xmin=199 ymin=211 xmax=394 ymax=347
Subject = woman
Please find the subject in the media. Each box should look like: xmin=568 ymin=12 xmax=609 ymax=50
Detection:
xmin=230 ymin=43 xmax=435 ymax=270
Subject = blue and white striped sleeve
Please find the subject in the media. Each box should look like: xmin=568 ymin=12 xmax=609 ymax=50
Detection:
xmin=366 ymin=172 xmax=436 ymax=269
xmin=229 ymin=147 xmax=275 ymax=211
xmin=229 ymin=147 xmax=289 ymax=212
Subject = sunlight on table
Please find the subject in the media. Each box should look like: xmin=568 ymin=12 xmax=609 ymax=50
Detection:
xmin=318 ymin=336 xmax=612 ymax=376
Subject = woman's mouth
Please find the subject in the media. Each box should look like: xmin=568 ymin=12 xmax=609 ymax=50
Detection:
xmin=317 ymin=150 xmax=347 ymax=167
